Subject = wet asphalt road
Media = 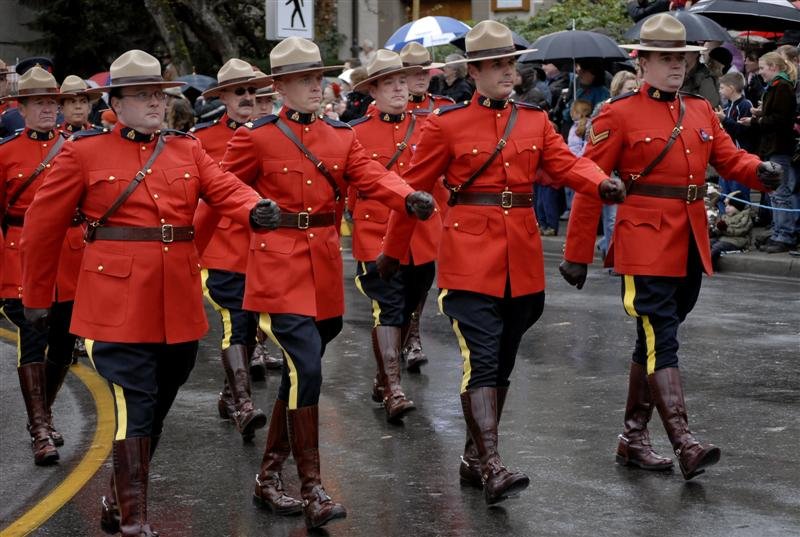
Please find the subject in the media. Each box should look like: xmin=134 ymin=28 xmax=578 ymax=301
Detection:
xmin=1 ymin=249 xmax=799 ymax=537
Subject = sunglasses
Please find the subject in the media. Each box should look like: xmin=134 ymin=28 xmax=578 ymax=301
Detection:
xmin=233 ymin=86 xmax=258 ymax=96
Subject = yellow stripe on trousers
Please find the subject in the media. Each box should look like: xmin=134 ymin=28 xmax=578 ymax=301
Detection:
xmin=85 ymin=339 xmax=128 ymax=440
xmin=201 ymin=269 xmax=234 ymax=350
xmin=622 ymin=275 xmax=657 ymax=375
xmin=437 ymin=289 xmax=473 ymax=393
xmin=353 ymin=262 xmax=381 ymax=327
xmin=259 ymin=313 xmax=298 ymax=409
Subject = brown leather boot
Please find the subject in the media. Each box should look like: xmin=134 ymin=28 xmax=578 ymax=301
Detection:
xmin=253 ymin=335 xmax=284 ymax=372
xmin=461 ymin=387 xmax=529 ymax=504
xmin=616 ymin=362 xmax=673 ymax=470
xmin=371 ymin=372 xmax=384 ymax=403
xmin=44 ymin=359 xmax=70 ymax=447
xmin=222 ymin=345 xmax=267 ymax=442
xmin=402 ymin=293 xmax=429 ymax=372
xmin=18 ymin=363 xmax=59 ymax=466
xmin=287 ymin=405 xmax=346 ymax=529
xmin=254 ymin=399 xmax=303 ymax=515
xmin=460 ymin=386 xmax=508 ymax=487
xmin=649 ymin=367 xmax=721 ymax=480
xmin=217 ymin=380 xmax=237 ymax=420
xmin=113 ymin=437 xmax=158 ymax=536
xmin=372 ymin=327 xmax=415 ymax=421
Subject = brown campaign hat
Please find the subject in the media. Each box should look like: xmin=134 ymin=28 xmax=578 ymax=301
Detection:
xmin=399 ymin=42 xmax=444 ymax=70
xmin=202 ymin=58 xmax=273 ymax=98
xmin=269 ymin=37 xmax=343 ymax=78
xmin=58 ymin=75 xmax=100 ymax=102
xmin=87 ymin=49 xmax=185 ymax=94
xmin=353 ymin=50 xmax=423 ymax=92
xmin=1 ymin=66 xmax=60 ymax=102
xmin=446 ymin=21 xmax=533 ymax=65
xmin=621 ymin=13 xmax=706 ymax=52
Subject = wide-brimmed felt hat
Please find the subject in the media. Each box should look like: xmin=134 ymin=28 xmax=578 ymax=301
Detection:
xmin=202 ymin=59 xmax=273 ymax=97
xmin=353 ymin=50 xmax=423 ymax=92
xmin=86 ymin=49 xmax=185 ymax=94
xmin=269 ymin=37 xmax=343 ymax=78
xmin=58 ymin=75 xmax=100 ymax=102
xmin=621 ymin=13 xmax=706 ymax=52
xmin=1 ymin=66 xmax=60 ymax=102
xmin=399 ymin=42 xmax=445 ymax=70
xmin=445 ymin=21 xmax=533 ymax=65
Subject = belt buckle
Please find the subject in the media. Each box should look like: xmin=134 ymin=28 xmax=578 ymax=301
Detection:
xmin=686 ymin=184 xmax=698 ymax=203
xmin=161 ymin=224 xmax=174 ymax=243
xmin=501 ymin=191 xmax=513 ymax=209
xmin=297 ymin=212 xmax=310 ymax=230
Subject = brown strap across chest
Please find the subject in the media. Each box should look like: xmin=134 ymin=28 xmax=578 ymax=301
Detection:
xmin=450 ymin=191 xmax=534 ymax=208
xmin=5 ymin=135 xmax=66 ymax=211
xmin=277 ymin=211 xmax=336 ymax=229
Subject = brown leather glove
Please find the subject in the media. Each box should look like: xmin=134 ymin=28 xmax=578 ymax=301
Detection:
xmin=559 ymin=260 xmax=588 ymax=290
xmin=598 ymin=178 xmax=626 ymax=203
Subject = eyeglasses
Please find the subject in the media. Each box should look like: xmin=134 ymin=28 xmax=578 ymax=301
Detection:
xmin=120 ymin=90 xmax=167 ymax=102
xmin=233 ymin=86 xmax=258 ymax=96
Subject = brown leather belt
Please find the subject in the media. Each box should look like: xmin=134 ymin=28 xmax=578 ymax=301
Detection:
xmin=2 ymin=213 xmax=84 ymax=228
xmin=451 ymin=191 xmax=534 ymax=208
xmin=91 ymin=224 xmax=195 ymax=242
xmin=277 ymin=212 xmax=336 ymax=229
xmin=629 ymin=183 xmax=708 ymax=203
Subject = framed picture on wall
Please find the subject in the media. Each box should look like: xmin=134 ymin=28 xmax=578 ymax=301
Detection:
xmin=492 ymin=0 xmax=530 ymax=11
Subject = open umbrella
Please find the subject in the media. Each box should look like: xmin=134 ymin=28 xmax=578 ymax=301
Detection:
xmin=519 ymin=30 xmax=627 ymax=63
xmin=689 ymin=0 xmax=800 ymax=31
xmin=176 ymin=73 xmax=216 ymax=93
xmin=625 ymin=11 xmax=731 ymax=42
xmin=384 ymin=16 xmax=471 ymax=51
xmin=450 ymin=31 xmax=529 ymax=51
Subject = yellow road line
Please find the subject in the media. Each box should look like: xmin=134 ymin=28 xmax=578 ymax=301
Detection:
xmin=1 ymin=362 xmax=114 ymax=537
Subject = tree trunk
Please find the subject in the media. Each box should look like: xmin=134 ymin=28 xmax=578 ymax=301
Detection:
xmin=143 ymin=0 xmax=193 ymax=75
xmin=179 ymin=0 xmax=239 ymax=64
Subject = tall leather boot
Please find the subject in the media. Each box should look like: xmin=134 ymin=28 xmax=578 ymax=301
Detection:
xmin=253 ymin=399 xmax=303 ymax=515
xmin=287 ymin=405 xmax=346 ymax=529
xmin=460 ymin=386 xmax=508 ymax=487
xmin=253 ymin=330 xmax=284 ymax=372
xmin=402 ymin=293 xmax=429 ymax=372
xmin=461 ymin=387 xmax=529 ymax=504
xmin=18 ymin=363 xmax=59 ymax=466
xmin=44 ymin=359 xmax=70 ymax=446
xmin=372 ymin=327 xmax=415 ymax=421
xmin=222 ymin=345 xmax=267 ymax=442
xmin=648 ymin=367 xmax=721 ymax=480
xmin=216 ymin=380 xmax=236 ymax=420
xmin=113 ymin=437 xmax=158 ymax=536
xmin=616 ymin=362 xmax=673 ymax=470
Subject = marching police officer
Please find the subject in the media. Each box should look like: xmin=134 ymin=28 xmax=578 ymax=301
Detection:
xmin=20 ymin=49 xmax=279 ymax=536
xmin=1 ymin=67 xmax=82 ymax=465
xmin=559 ymin=14 xmax=782 ymax=480
xmin=57 ymin=75 xmax=97 ymax=134
xmin=378 ymin=20 xmax=625 ymax=505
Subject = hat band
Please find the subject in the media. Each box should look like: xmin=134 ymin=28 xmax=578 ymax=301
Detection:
xmin=402 ymin=60 xmax=432 ymax=67
xmin=639 ymin=39 xmax=688 ymax=48
xmin=18 ymin=87 xmax=59 ymax=95
xmin=217 ymin=74 xmax=254 ymax=86
xmin=465 ymin=45 xmax=517 ymax=60
xmin=367 ymin=64 xmax=411 ymax=79
xmin=271 ymin=61 xmax=325 ymax=75
xmin=111 ymin=74 xmax=168 ymax=85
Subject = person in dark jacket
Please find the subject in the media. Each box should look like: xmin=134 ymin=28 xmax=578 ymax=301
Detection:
xmin=683 ymin=51 xmax=720 ymax=107
xmin=339 ymin=67 xmax=371 ymax=122
xmin=437 ymin=54 xmax=474 ymax=103
xmin=716 ymin=71 xmax=755 ymax=214
xmin=627 ymin=0 xmax=669 ymax=22
xmin=743 ymin=50 xmax=766 ymax=106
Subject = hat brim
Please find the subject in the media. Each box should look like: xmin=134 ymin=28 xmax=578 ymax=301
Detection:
xmin=255 ymin=91 xmax=278 ymax=99
xmin=58 ymin=90 xmax=101 ymax=103
xmin=352 ymin=65 xmax=424 ymax=93
xmin=269 ymin=65 xmax=345 ymax=79
xmin=1 ymin=89 xmax=61 ymax=102
xmin=445 ymin=48 xmax=534 ymax=66
xmin=85 ymin=80 xmax=185 ymax=95
xmin=620 ymin=43 xmax=706 ymax=52
xmin=202 ymin=75 xmax=274 ymax=98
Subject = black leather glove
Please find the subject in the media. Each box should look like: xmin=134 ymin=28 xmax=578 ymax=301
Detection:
xmin=598 ymin=178 xmax=626 ymax=203
xmin=756 ymin=161 xmax=783 ymax=190
xmin=405 ymin=191 xmax=434 ymax=221
xmin=559 ymin=260 xmax=588 ymax=290
xmin=24 ymin=307 xmax=50 ymax=333
xmin=376 ymin=253 xmax=400 ymax=281
xmin=249 ymin=199 xmax=281 ymax=230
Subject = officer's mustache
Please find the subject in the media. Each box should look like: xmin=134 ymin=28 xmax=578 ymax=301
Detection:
xmin=238 ymin=99 xmax=254 ymax=107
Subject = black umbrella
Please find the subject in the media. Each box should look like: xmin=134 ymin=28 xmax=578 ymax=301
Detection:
xmin=519 ymin=30 xmax=627 ymax=64
xmin=689 ymin=0 xmax=800 ymax=31
xmin=624 ymin=11 xmax=731 ymax=42
xmin=176 ymin=73 xmax=216 ymax=93
xmin=450 ymin=31 xmax=530 ymax=51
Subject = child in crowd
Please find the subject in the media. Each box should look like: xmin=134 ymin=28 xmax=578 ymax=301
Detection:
xmin=562 ymin=99 xmax=593 ymax=221
xmin=710 ymin=191 xmax=753 ymax=270
xmin=716 ymin=71 xmax=754 ymax=214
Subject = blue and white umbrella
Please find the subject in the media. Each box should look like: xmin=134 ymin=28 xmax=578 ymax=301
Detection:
xmin=384 ymin=16 xmax=471 ymax=51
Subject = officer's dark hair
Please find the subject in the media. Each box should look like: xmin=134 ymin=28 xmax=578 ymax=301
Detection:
xmin=108 ymin=87 xmax=124 ymax=113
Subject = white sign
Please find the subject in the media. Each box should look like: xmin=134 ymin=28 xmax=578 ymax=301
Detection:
xmin=266 ymin=0 xmax=314 ymax=40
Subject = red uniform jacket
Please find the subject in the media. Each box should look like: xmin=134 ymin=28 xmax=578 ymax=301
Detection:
xmin=563 ymin=84 xmax=763 ymax=276
xmin=1 ymin=128 xmax=83 ymax=302
xmin=350 ymin=110 xmax=441 ymax=264
xmin=214 ymin=108 xmax=414 ymax=319
xmin=383 ymin=95 xmax=608 ymax=298
xmin=191 ymin=114 xmax=251 ymax=273
xmin=20 ymin=125 xmax=261 ymax=344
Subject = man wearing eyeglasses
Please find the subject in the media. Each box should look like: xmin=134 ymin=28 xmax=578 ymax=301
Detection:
xmin=190 ymin=59 xmax=275 ymax=443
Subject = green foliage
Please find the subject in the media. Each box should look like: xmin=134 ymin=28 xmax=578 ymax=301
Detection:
xmin=501 ymin=0 xmax=631 ymax=43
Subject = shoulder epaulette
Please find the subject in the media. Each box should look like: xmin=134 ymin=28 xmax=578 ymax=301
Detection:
xmin=0 ymin=130 xmax=22 ymax=145
xmin=512 ymin=100 xmax=542 ymax=111
xmin=246 ymin=115 xmax=278 ymax=129
xmin=69 ymin=127 xmax=111 ymax=141
xmin=323 ymin=116 xmax=351 ymax=129
xmin=609 ymin=90 xmax=637 ymax=104
xmin=432 ymin=93 xmax=455 ymax=103
xmin=678 ymin=91 xmax=705 ymax=100
xmin=347 ymin=115 xmax=372 ymax=127
xmin=433 ymin=101 xmax=469 ymax=116
xmin=190 ymin=119 xmax=219 ymax=132
xmin=161 ymin=128 xmax=197 ymax=140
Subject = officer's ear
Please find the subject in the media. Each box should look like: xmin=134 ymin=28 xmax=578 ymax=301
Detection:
xmin=467 ymin=62 xmax=482 ymax=80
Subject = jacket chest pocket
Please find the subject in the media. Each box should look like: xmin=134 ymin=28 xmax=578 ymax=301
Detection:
xmin=511 ymin=137 xmax=543 ymax=183
xmin=87 ymin=168 xmax=132 ymax=202
xmin=261 ymin=158 xmax=305 ymax=200
xmin=163 ymin=165 xmax=200 ymax=209
xmin=452 ymin=141 xmax=495 ymax=187
xmin=626 ymin=130 xmax=670 ymax=163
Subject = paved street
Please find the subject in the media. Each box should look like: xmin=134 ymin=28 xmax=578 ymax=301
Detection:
xmin=2 ymin=249 xmax=799 ymax=537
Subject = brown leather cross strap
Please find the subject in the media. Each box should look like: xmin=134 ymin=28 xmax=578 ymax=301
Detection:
xmin=273 ymin=119 xmax=341 ymax=201
xmin=91 ymin=224 xmax=195 ymax=242
xmin=277 ymin=211 xmax=336 ymax=229
xmin=385 ymin=114 xmax=416 ymax=171
xmin=5 ymin=135 xmax=65 ymax=211
xmin=450 ymin=191 xmax=534 ymax=208
xmin=628 ymin=182 xmax=707 ymax=202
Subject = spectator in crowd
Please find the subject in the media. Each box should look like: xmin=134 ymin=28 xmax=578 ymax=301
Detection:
xmin=710 ymin=191 xmax=753 ymax=269
xmin=683 ymin=48 xmax=720 ymax=107
xmin=437 ymin=54 xmax=474 ymax=103
xmin=321 ymin=81 xmax=345 ymax=119
xmin=358 ymin=39 xmax=377 ymax=68
xmin=777 ymin=44 xmax=800 ymax=108
xmin=744 ymin=49 xmax=766 ymax=106
xmin=513 ymin=62 xmax=550 ymax=106
xmin=339 ymin=67 xmax=370 ymax=122
xmin=159 ymin=50 xmax=179 ymax=81
xmin=562 ymin=99 xmax=594 ymax=220
xmin=740 ymin=51 xmax=798 ymax=253
xmin=627 ymin=0 xmax=669 ymax=22
xmin=562 ymin=60 xmax=610 ymax=137
xmin=669 ymin=0 xmax=692 ymax=10
xmin=542 ymin=62 xmax=571 ymax=130
xmin=708 ymin=46 xmax=734 ymax=79
xmin=167 ymin=96 xmax=195 ymax=131
xmin=716 ymin=71 xmax=755 ymax=213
